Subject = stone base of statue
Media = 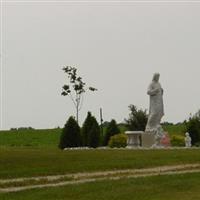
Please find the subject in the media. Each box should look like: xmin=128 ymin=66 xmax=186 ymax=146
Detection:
xmin=141 ymin=132 xmax=155 ymax=148
xmin=125 ymin=128 xmax=167 ymax=148
xmin=125 ymin=131 xmax=143 ymax=148
xmin=144 ymin=125 xmax=165 ymax=148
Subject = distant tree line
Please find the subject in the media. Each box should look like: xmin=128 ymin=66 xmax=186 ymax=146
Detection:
xmin=10 ymin=127 xmax=35 ymax=131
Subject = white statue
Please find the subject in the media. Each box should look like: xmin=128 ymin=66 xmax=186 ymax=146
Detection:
xmin=185 ymin=132 xmax=192 ymax=147
xmin=145 ymin=73 xmax=164 ymax=147
xmin=146 ymin=73 xmax=164 ymax=132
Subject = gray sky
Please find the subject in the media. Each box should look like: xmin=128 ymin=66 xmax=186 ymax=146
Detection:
xmin=1 ymin=1 xmax=200 ymax=130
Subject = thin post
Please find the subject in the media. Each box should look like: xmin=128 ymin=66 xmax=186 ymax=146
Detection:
xmin=100 ymin=108 xmax=103 ymax=141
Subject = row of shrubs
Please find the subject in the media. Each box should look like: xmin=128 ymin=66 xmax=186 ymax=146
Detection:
xmin=59 ymin=112 xmax=125 ymax=149
xmin=59 ymin=109 xmax=200 ymax=149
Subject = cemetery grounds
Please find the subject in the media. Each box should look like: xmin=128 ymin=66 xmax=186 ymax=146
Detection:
xmin=0 ymin=128 xmax=200 ymax=200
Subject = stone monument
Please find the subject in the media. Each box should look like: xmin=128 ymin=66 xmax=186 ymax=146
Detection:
xmin=185 ymin=132 xmax=192 ymax=147
xmin=144 ymin=73 xmax=165 ymax=147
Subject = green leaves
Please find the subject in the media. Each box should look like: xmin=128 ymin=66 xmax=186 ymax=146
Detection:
xmin=186 ymin=112 xmax=200 ymax=146
xmin=89 ymin=87 xmax=97 ymax=91
xmin=104 ymin=119 xmax=120 ymax=146
xmin=81 ymin=112 xmax=100 ymax=147
xmin=62 ymin=85 xmax=71 ymax=96
xmin=59 ymin=116 xmax=81 ymax=149
xmin=62 ymin=66 xmax=96 ymax=97
xmin=125 ymin=105 xmax=148 ymax=131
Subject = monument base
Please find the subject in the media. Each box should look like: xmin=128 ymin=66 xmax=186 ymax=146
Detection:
xmin=141 ymin=132 xmax=155 ymax=148
xmin=125 ymin=131 xmax=165 ymax=148
xmin=125 ymin=131 xmax=144 ymax=148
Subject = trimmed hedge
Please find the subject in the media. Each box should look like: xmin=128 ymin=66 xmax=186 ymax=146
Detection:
xmin=108 ymin=134 xmax=127 ymax=148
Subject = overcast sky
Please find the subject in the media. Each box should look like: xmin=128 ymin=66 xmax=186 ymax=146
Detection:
xmin=1 ymin=1 xmax=200 ymax=130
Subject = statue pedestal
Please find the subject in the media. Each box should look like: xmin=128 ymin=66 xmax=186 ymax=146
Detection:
xmin=125 ymin=131 xmax=144 ymax=148
xmin=141 ymin=133 xmax=155 ymax=148
xmin=125 ymin=131 xmax=161 ymax=148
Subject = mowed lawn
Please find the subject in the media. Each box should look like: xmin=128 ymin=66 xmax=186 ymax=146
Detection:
xmin=1 ymin=128 xmax=199 ymax=200
xmin=0 ymin=129 xmax=61 ymax=147
xmin=1 ymin=172 xmax=200 ymax=200
xmin=0 ymin=147 xmax=200 ymax=179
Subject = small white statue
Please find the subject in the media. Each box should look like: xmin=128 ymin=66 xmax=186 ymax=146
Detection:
xmin=185 ymin=132 xmax=192 ymax=148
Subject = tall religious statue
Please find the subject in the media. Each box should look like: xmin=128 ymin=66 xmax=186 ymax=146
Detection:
xmin=145 ymin=73 xmax=164 ymax=140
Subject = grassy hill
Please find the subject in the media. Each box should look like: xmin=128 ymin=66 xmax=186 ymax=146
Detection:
xmin=0 ymin=129 xmax=61 ymax=147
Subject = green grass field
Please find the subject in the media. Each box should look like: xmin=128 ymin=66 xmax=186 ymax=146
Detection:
xmin=0 ymin=126 xmax=199 ymax=199
xmin=0 ymin=125 xmax=197 ymax=180
xmin=0 ymin=129 xmax=61 ymax=147
xmin=1 ymin=172 xmax=200 ymax=200
xmin=0 ymin=147 xmax=200 ymax=179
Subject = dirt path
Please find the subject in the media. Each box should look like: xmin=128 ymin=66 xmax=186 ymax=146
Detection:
xmin=1 ymin=164 xmax=200 ymax=193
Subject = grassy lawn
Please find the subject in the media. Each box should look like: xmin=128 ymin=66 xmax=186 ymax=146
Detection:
xmin=1 ymin=172 xmax=200 ymax=200
xmin=0 ymin=129 xmax=61 ymax=147
xmin=1 ymin=147 xmax=200 ymax=179
xmin=0 ymin=127 xmax=199 ymax=199
xmin=163 ymin=124 xmax=186 ymax=136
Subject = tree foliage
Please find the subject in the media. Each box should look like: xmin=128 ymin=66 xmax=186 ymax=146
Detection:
xmin=59 ymin=116 xmax=81 ymax=149
xmin=81 ymin=112 xmax=93 ymax=146
xmin=104 ymin=119 xmax=120 ymax=146
xmin=186 ymin=111 xmax=200 ymax=146
xmin=81 ymin=112 xmax=100 ymax=148
xmin=61 ymin=66 xmax=97 ymax=123
xmin=125 ymin=105 xmax=148 ymax=131
xmin=108 ymin=134 xmax=127 ymax=148
xmin=88 ymin=119 xmax=100 ymax=148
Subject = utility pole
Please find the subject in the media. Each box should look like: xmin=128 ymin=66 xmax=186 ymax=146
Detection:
xmin=100 ymin=108 xmax=104 ymax=143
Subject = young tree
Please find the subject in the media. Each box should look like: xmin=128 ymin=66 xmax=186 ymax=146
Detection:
xmin=81 ymin=112 xmax=100 ymax=148
xmin=81 ymin=112 xmax=94 ymax=146
xmin=59 ymin=116 xmax=81 ymax=149
xmin=61 ymin=66 xmax=97 ymax=123
xmin=125 ymin=105 xmax=148 ymax=131
xmin=88 ymin=119 xmax=100 ymax=148
xmin=104 ymin=119 xmax=120 ymax=146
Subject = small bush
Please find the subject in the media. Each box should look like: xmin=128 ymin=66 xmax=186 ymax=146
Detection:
xmin=170 ymin=135 xmax=185 ymax=147
xmin=104 ymin=119 xmax=120 ymax=146
xmin=108 ymin=134 xmax=127 ymax=148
